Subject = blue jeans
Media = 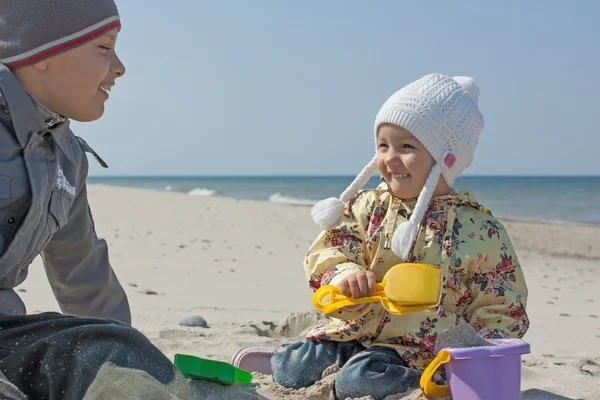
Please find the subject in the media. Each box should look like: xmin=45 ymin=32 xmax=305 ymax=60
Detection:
xmin=0 ymin=313 xmax=192 ymax=399
xmin=273 ymin=340 xmax=422 ymax=400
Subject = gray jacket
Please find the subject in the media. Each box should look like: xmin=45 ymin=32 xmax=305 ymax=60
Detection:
xmin=0 ymin=64 xmax=130 ymax=323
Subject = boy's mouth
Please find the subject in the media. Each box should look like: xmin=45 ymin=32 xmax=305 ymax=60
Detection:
xmin=99 ymin=83 xmax=114 ymax=94
xmin=391 ymin=174 xmax=410 ymax=179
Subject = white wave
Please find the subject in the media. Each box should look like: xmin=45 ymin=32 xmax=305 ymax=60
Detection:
xmin=188 ymin=188 xmax=217 ymax=196
xmin=268 ymin=193 xmax=316 ymax=206
xmin=164 ymin=185 xmax=173 ymax=191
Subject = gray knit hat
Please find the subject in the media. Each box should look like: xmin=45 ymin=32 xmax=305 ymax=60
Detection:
xmin=0 ymin=0 xmax=120 ymax=69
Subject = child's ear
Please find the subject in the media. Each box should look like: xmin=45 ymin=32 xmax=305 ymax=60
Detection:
xmin=32 ymin=59 xmax=49 ymax=71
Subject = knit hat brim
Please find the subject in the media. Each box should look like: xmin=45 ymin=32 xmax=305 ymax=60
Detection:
xmin=4 ymin=18 xmax=121 ymax=69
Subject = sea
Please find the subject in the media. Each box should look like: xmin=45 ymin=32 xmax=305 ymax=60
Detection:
xmin=87 ymin=176 xmax=600 ymax=225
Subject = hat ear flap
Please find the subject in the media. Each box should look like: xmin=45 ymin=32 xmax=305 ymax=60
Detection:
xmin=391 ymin=164 xmax=441 ymax=260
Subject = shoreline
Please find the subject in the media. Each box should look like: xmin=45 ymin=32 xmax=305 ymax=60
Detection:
xmin=88 ymin=184 xmax=600 ymax=261
xmin=88 ymin=183 xmax=600 ymax=227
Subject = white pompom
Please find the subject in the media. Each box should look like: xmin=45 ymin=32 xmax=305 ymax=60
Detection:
xmin=391 ymin=221 xmax=418 ymax=260
xmin=311 ymin=197 xmax=345 ymax=229
xmin=452 ymin=76 xmax=480 ymax=103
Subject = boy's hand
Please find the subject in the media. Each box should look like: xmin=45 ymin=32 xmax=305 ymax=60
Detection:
xmin=338 ymin=270 xmax=377 ymax=298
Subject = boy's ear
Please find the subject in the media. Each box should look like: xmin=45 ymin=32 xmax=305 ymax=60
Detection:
xmin=32 ymin=59 xmax=49 ymax=71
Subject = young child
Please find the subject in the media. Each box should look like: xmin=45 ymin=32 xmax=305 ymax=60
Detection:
xmin=0 ymin=0 xmax=129 ymax=322
xmin=0 ymin=2 xmax=192 ymax=398
xmin=233 ymin=73 xmax=530 ymax=400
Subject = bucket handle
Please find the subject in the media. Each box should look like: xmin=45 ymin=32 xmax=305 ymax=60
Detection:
xmin=420 ymin=350 xmax=451 ymax=398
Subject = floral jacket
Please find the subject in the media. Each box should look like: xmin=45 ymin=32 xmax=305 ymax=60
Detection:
xmin=305 ymin=184 xmax=529 ymax=369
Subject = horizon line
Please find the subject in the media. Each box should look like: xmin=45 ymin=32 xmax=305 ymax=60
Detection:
xmin=88 ymin=174 xmax=600 ymax=179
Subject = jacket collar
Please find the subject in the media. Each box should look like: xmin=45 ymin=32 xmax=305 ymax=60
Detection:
xmin=0 ymin=64 xmax=75 ymax=165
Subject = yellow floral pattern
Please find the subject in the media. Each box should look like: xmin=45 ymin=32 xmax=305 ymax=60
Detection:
xmin=305 ymin=184 xmax=529 ymax=369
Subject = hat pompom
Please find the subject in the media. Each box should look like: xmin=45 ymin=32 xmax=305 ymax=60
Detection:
xmin=311 ymin=197 xmax=345 ymax=229
xmin=311 ymin=155 xmax=379 ymax=230
xmin=452 ymin=76 xmax=480 ymax=103
xmin=391 ymin=220 xmax=418 ymax=261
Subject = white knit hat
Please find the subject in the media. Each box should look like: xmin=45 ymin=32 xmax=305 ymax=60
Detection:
xmin=311 ymin=73 xmax=484 ymax=260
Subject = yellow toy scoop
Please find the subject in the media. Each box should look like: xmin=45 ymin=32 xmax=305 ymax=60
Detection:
xmin=313 ymin=263 xmax=443 ymax=316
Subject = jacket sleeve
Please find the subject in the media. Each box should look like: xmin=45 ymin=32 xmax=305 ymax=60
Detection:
xmin=305 ymin=192 xmax=374 ymax=320
xmin=41 ymin=182 xmax=131 ymax=324
xmin=460 ymin=215 xmax=529 ymax=339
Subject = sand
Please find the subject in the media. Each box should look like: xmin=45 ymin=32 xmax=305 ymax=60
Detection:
xmin=16 ymin=185 xmax=600 ymax=400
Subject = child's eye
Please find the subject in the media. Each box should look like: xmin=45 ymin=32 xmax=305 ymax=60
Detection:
xmin=378 ymin=143 xmax=389 ymax=149
xmin=99 ymin=45 xmax=112 ymax=51
xmin=402 ymin=144 xmax=415 ymax=149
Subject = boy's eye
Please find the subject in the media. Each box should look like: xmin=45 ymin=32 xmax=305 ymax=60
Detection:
xmin=403 ymin=144 xmax=415 ymax=149
xmin=99 ymin=45 xmax=112 ymax=51
xmin=378 ymin=143 xmax=389 ymax=149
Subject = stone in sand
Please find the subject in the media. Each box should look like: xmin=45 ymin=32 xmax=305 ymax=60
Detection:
xmin=179 ymin=316 xmax=209 ymax=328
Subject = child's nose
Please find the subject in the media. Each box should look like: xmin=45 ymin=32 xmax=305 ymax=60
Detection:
xmin=111 ymin=53 xmax=126 ymax=78
xmin=385 ymin=148 xmax=402 ymax=165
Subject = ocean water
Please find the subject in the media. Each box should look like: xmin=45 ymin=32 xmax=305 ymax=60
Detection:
xmin=87 ymin=176 xmax=600 ymax=225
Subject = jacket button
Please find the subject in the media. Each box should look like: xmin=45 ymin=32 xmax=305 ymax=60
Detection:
xmin=7 ymin=216 xmax=15 ymax=224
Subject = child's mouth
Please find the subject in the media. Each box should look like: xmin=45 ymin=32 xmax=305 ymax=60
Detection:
xmin=99 ymin=84 xmax=114 ymax=95
xmin=391 ymin=174 xmax=410 ymax=180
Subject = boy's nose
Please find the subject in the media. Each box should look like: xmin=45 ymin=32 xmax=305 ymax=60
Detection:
xmin=111 ymin=53 xmax=126 ymax=78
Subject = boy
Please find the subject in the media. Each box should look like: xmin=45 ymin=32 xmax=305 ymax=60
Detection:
xmin=0 ymin=1 xmax=202 ymax=398
xmin=0 ymin=0 xmax=129 ymax=322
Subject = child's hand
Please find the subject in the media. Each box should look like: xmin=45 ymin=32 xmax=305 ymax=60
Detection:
xmin=338 ymin=270 xmax=377 ymax=298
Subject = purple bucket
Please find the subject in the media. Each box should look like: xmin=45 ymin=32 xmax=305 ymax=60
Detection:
xmin=420 ymin=339 xmax=531 ymax=399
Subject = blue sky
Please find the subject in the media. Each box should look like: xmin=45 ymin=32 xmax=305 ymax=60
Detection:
xmin=77 ymin=0 xmax=600 ymax=177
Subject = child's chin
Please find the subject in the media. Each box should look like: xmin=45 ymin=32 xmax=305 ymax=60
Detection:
xmin=69 ymin=105 xmax=105 ymax=122
xmin=390 ymin=184 xmax=418 ymax=200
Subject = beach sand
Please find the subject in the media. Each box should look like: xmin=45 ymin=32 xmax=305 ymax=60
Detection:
xmin=17 ymin=185 xmax=600 ymax=399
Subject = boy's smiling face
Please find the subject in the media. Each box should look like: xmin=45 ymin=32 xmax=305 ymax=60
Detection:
xmin=377 ymin=123 xmax=450 ymax=199
xmin=14 ymin=28 xmax=125 ymax=122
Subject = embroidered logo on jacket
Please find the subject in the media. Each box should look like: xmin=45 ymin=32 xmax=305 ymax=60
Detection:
xmin=57 ymin=165 xmax=76 ymax=196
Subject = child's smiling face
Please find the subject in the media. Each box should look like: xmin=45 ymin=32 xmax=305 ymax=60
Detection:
xmin=14 ymin=28 xmax=125 ymax=122
xmin=377 ymin=123 xmax=450 ymax=199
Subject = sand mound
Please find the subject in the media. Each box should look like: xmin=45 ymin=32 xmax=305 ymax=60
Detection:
xmin=274 ymin=311 xmax=328 ymax=338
